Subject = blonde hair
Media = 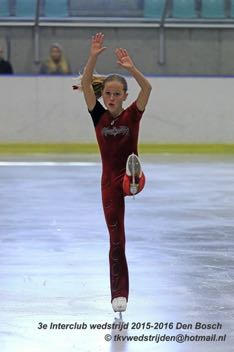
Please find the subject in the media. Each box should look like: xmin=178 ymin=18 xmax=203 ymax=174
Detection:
xmin=73 ymin=74 xmax=128 ymax=99
xmin=45 ymin=43 xmax=70 ymax=74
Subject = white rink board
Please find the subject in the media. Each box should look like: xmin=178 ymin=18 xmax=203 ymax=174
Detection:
xmin=0 ymin=76 xmax=234 ymax=143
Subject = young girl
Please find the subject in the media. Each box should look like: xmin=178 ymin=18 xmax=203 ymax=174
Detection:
xmin=77 ymin=32 xmax=151 ymax=313
xmin=40 ymin=43 xmax=71 ymax=75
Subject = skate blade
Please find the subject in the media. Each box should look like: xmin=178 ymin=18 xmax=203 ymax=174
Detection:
xmin=130 ymin=184 xmax=138 ymax=195
xmin=128 ymin=154 xmax=141 ymax=178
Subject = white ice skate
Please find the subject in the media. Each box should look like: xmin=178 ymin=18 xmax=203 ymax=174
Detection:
xmin=112 ymin=297 xmax=127 ymax=314
xmin=126 ymin=153 xmax=142 ymax=196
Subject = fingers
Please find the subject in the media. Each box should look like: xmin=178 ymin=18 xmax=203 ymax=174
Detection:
xmin=115 ymin=48 xmax=129 ymax=60
xmin=115 ymin=48 xmax=128 ymax=56
xmin=92 ymin=32 xmax=105 ymax=44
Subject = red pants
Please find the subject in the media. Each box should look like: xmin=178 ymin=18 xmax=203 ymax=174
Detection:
xmin=101 ymin=172 xmax=145 ymax=302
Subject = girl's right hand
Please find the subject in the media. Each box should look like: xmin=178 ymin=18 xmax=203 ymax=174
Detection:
xmin=90 ymin=32 xmax=107 ymax=57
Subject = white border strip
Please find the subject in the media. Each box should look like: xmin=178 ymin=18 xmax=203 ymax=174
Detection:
xmin=0 ymin=21 xmax=160 ymax=28
xmin=1 ymin=20 xmax=234 ymax=29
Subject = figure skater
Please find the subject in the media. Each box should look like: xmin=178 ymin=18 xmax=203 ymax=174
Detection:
xmin=76 ymin=32 xmax=152 ymax=313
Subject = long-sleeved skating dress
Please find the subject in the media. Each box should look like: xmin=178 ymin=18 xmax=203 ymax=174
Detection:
xmin=89 ymin=100 xmax=144 ymax=302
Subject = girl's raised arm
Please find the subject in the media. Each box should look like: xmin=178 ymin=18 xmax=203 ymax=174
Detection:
xmin=115 ymin=48 xmax=152 ymax=111
xmin=81 ymin=33 xmax=106 ymax=111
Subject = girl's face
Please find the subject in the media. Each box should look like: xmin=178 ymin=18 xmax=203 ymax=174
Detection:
xmin=50 ymin=47 xmax=61 ymax=63
xmin=102 ymin=81 xmax=128 ymax=117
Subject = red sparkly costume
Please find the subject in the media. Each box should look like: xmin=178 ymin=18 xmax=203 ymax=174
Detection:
xmin=89 ymin=100 xmax=145 ymax=302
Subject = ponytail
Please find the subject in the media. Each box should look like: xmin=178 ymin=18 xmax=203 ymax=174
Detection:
xmin=72 ymin=75 xmax=106 ymax=99
xmin=91 ymin=76 xmax=106 ymax=99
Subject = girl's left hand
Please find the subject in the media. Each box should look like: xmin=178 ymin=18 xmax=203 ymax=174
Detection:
xmin=115 ymin=48 xmax=134 ymax=70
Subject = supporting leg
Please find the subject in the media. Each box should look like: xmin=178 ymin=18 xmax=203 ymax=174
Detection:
xmin=102 ymin=184 xmax=129 ymax=310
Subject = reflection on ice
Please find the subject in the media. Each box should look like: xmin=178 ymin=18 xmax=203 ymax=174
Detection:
xmin=110 ymin=317 xmax=128 ymax=352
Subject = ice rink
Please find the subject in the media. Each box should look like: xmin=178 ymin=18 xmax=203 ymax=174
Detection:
xmin=0 ymin=154 xmax=233 ymax=352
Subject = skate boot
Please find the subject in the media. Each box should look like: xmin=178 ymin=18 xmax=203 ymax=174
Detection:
xmin=112 ymin=297 xmax=127 ymax=313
